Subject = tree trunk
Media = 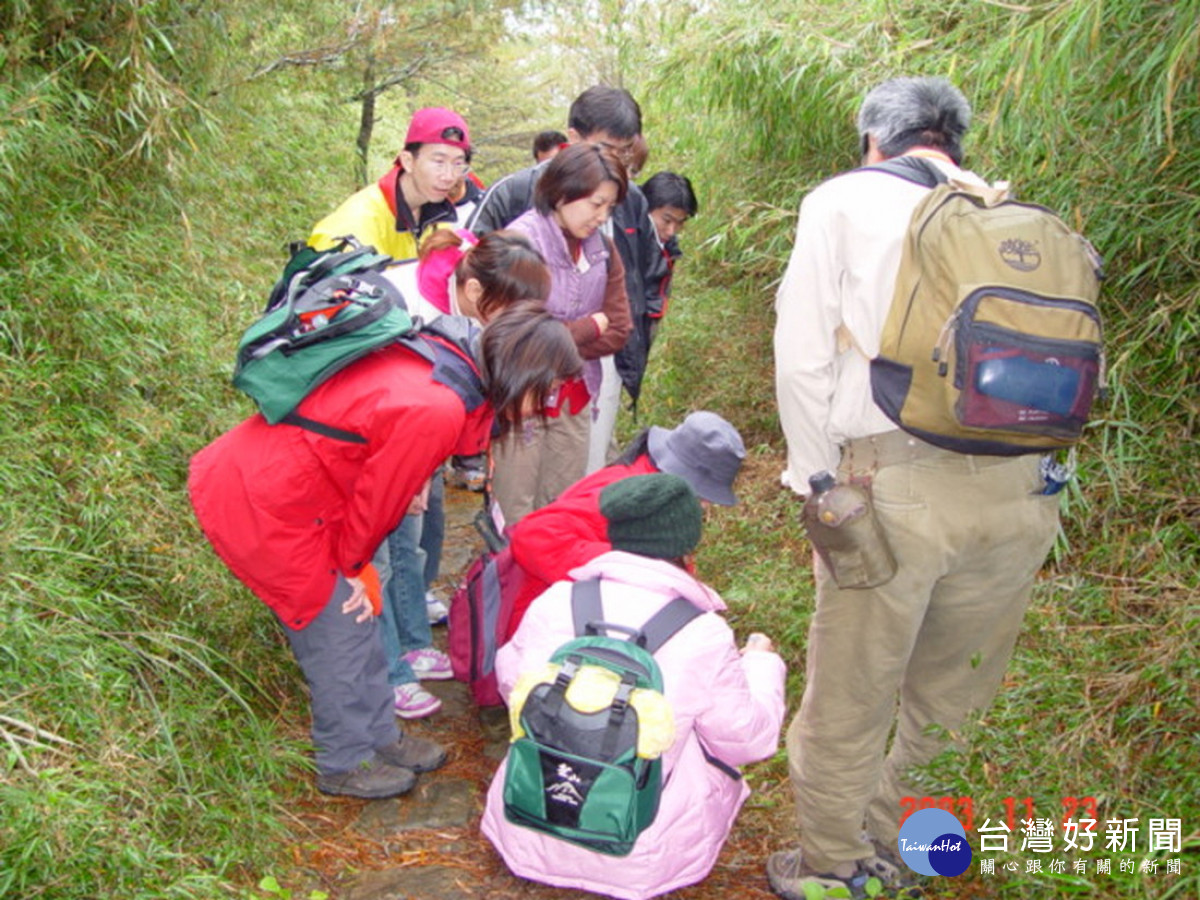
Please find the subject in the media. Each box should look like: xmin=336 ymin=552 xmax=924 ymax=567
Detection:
xmin=355 ymin=52 xmax=376 ymax=187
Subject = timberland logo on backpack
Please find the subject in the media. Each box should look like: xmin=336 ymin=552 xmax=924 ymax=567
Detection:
xmin=547 ymin=763 xmax=585 ymax=808
xmin=999 ymin=238 xmax=1042 ymax=272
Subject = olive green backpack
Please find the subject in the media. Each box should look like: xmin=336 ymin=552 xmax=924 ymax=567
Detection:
xmin=869 ymin=158 xmax=1105 ymax=455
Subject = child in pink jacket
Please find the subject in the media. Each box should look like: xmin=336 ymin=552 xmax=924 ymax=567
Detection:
xmin=481 ymin=474 xmax=786 ymax=899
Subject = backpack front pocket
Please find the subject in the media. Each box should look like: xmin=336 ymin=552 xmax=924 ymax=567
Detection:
xmin=951 ymin=289 xmax=1102 ymax=439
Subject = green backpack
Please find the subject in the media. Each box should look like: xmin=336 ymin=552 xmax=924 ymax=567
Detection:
xmin=869 ymin=158 xmax=1105 ymax=455
xmin=502 ymin=579 xmax=701 ymax=856
xmin=232 ymin=239 xmax=418 ymax=442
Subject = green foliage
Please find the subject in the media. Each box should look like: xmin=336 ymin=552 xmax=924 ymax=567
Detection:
xmin=252 ymin=875 xmax=329 ymax=900
xmin=0 ymin=0 xmax=221 ymax=168
xmin=0 ymin=173 xmax=304 ymax=897
xmin=2 ymin=0 xmax=1198 ymax=897
xmin=211 ymin=0 xmax=526 ymax=186
xmin=651 ymin=0 xmax=1200 ymax=294
xmin=0 ymin=5 xmax=348 ymax=898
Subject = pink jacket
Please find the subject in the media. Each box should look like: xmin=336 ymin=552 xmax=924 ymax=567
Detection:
xmin=481 ymin=551 xmax=786 ymax=900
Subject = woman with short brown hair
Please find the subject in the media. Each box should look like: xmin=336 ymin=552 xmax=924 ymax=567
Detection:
xmin=494 ymin=142 xmax=633 ymax=526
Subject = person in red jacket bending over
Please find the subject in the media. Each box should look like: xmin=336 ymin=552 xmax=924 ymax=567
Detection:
xmin=189 ymin=305 xmax=580 ymax=801
xmin=503 ymin=411 xmax=745 ymax=639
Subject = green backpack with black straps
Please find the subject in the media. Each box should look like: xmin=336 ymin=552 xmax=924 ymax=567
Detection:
xmin=868 ymin=157 xmax=1105 ymax=455
xmin=502 ymin=578 xmax=702 ymax=857
xmin=232 ymin=238 xmax=418 ymax=442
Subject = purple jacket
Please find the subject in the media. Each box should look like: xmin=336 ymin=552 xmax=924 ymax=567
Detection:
xmin=481 ymin=551 xmax=787 ymax=900
xmin=508 ymin=209 xmax=611 ymax=399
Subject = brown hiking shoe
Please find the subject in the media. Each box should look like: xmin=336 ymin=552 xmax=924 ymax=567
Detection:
xmin=374 ymin=733 xmax=448 ymax=773
xmin=316 ymin=756 xmax=416 ymax=799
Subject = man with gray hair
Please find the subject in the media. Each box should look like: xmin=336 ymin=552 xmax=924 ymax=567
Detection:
xmin=769 ymin=77 xmax=1060 ymax=897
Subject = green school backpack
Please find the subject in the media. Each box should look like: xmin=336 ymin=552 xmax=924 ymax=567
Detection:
xmin=868 ymin=158 xmax=1105 ymax=455
xmin=232 ymin=239 xmax=418 ymax=442
xmin=502 ymin=578 xmax=701 ymax=856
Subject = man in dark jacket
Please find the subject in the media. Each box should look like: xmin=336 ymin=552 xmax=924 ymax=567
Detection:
xmin=642 ymin=171 xmax=699 ymax=345
xmin=468 ymin=86 xmax=667 ymax=420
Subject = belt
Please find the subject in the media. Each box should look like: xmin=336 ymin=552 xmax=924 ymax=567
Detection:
xmin=840 ymin=430 xmax=1014 ymax=476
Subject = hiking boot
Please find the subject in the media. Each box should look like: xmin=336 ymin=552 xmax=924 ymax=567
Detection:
xmin=402 ymin=647 xmax=454 ymax=680
xmin=866 ymin=836 xmax=921 ymax=890
xmin=767 ymin=847 xmax=922 ymax=900
xmin=375 ymin=733 xmax=448 ymax=773
xmin=393 ymin=682 xmax=442 ymax=719
xmin=316 ymin=756 xmax=416 ymax=799
xmin=425 ymin=591 xmax=449 ymax=626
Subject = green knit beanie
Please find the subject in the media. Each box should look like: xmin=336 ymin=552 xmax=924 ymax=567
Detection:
xmin=600 ymin=473 xmax=703 ymax=560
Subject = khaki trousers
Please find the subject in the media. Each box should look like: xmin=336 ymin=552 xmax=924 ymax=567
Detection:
xmin=490 ymin=402 xmax=592 ymax=528
xmin=787 ymin=442 xmax=1059 ymax=871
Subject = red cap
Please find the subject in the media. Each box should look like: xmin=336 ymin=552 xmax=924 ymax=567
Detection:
xmin=405 ymin=107 xmax=471 ymax=151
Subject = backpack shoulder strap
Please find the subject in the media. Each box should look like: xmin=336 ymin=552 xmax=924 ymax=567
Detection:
xmin=569 ymin=578 xmax=702 ymax=652
xmin=279 ymin=411 xmax=367 ymax=444
xmin=864 ymin=155 xmax=948 ymax=188
xmin=639 ymin=596 xmax=704 ymax=654
xmin=570 ymin=578 xmax=605 ymax=637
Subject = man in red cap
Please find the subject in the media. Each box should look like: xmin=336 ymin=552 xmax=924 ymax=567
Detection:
xmin=309 ymin=106 xmax=472 ymax=262
xmin=306 ymin=106 xmax=474 ymax=720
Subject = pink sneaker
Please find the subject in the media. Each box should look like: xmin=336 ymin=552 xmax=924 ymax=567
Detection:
xmin=392 ymin=683 xmax=442 ymax=719
xmin=402 ymin=647 xmax=454 ymax=681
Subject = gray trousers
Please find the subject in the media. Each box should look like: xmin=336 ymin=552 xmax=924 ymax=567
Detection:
xmin=285 ymin=576 xmax=400 ymax=774
xmin=788 ymin=444 xmax=1060 ymax=872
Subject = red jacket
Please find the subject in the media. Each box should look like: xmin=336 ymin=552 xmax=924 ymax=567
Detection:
xmin=189 ymin=343 xmax=492 ymax=630
xmin=504 ymin=453 xmax=658 ymax=637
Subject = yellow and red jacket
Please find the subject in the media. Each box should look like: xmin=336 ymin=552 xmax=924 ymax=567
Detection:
xmin=308 ymin=165 xmax=456 ymax=262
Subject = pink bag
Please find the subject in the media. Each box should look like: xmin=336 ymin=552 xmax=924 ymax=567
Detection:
xmin=447 ymin=541 xmax=529 ymax=707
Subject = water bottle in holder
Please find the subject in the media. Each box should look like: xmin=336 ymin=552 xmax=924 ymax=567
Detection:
xmin=802 ymin=471 xmax=897 ymax=589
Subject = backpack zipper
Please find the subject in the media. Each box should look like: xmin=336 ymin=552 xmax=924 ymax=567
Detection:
xmin=933 ymin=287 xmax=1103 ymax=383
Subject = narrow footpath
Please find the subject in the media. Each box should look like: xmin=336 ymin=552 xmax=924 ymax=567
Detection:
xmin=276 ymin=478 xmax=785 ymax=900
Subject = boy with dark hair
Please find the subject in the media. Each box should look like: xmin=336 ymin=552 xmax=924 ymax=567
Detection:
xmin=531 ymin=129 xmax=567 ymax=162
xmin=641 ymin=171 xmax=698 ymax=340
xmin=643 ymin=171 xmax=698 ymax=242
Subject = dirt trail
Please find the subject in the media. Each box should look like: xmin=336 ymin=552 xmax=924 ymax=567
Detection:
xmin=276 ymin=480 xmax=786 ymax=900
